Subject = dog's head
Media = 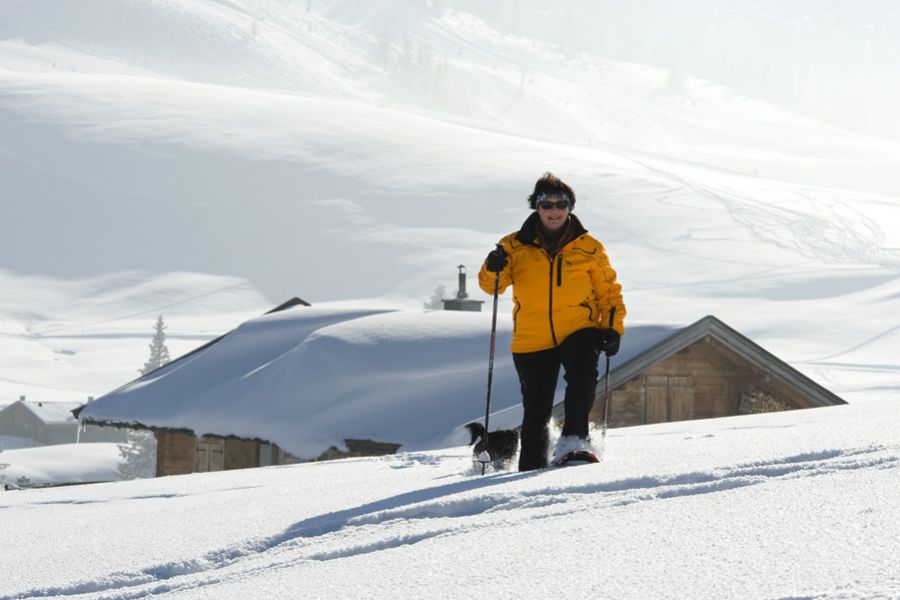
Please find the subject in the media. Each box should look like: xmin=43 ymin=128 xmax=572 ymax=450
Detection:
xmin=465 ymin=422 xmax=519 ymax=463
xmin=465 ymin=422 xmax=485 ymax=445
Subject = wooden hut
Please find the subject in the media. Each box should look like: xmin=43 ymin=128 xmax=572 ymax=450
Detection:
xmin=555 ymin=315 xmax=846 ymax=428
xmin=73 ymin=297 xmax=403 ymax=477
xmin=0 ymin=399 xmax=127 ymax=446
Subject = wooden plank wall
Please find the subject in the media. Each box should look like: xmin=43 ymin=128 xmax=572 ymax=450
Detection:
xmin=598 ymin=336 xmax=812 ymax=429
xmin=155 ymin=431 xmax=196 ymax=477
xmin=156 ymin=432 xmax=261 ymax=475
xmin=224 ymin=438 xmax=259 ymax=470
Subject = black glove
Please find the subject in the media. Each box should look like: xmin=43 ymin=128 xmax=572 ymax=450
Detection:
xmin=596 ymin=328 xmax=621 ymax=357
xmin=485 ymin=245 xmax=508 ymax=273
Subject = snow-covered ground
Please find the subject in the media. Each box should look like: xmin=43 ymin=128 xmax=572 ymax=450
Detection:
xmin=3 ymin=399 xmax=899 ymax=599
xmin=0 ymin=442 xmax=122 ymax=487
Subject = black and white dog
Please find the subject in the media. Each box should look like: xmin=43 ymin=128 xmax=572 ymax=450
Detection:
xmin=465 ymin=422 xmax=519 ymax=467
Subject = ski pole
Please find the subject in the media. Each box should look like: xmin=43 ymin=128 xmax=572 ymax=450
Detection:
xmin=480 ymin=245 xmax=504 ymax=475
xmin=600 ymin=354 xmax=611 ymax=439
xmin=600 ymin=306 xmax=616 ymax=445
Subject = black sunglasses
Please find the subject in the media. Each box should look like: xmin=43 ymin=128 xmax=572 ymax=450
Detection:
xmin=537 ymin=199 xmax=570 ymax=210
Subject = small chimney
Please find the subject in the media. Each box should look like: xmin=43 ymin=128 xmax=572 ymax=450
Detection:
xmin=457 ymin=265 xmax=468 ymax=299
xmin=442 ymin=266 xmax=484 ymax=312
xmin=19 ymin=395 xmax=25 ymax=402
xmin=87 ymin=396 xmax=95 ymax=403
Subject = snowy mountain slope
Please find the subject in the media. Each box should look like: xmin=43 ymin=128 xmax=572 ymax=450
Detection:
xmin=1 ymin=2 xmax=899 ymax=428
xmin=0 ymin=269 xmax=268 ymax=406
xmin=0 ymin=0 xmax=377 ymax=96
xmin=6 ymin=0 xmax=895 ymax=169
xmin=451 ymin=1 xmax=900 ymax=143
xmin=2 ymin=64 xmax=897 ymax=393
xmin=3 ymin=398 xmax=899 ymax=599
xmin=3 ymin=0 xmax=899 ymax=302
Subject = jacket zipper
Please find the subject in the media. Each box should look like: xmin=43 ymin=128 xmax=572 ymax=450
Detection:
xmin=556 ymin=254 xmax=563 ymax=287
xmin=547 ymin=252 xmax=558 ymax=346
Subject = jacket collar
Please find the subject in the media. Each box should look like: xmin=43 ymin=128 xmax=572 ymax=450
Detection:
xmin=515 ymin=212 xmax=588 ymax=247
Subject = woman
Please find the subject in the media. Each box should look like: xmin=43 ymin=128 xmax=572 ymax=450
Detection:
xmin=479 ymin=173 xmax=626 ymax=470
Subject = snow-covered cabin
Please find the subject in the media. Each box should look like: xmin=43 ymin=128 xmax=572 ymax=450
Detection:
xmin=562 ymin=315 xmax=846 ymax=428
xmin=75 ymin=302 xmax=845 ymax=478
xmin=0 ymin=399 xmax=127 ymax=446
xmin=74 ymin=299 xmax=442 ymax=477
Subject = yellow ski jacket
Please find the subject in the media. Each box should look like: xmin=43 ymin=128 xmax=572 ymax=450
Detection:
xmin=479 ymin=213 xmax=626 ymax=354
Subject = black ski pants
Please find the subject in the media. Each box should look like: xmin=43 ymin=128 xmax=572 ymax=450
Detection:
xmin=513 ymin=327 xmax=600 ymax=471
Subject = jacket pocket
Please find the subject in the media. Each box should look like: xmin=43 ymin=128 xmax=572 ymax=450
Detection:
xmin=579 ymin=299 xmax=595 ymax=322
xmin=513 ymin=297 xmax=522 ymax=332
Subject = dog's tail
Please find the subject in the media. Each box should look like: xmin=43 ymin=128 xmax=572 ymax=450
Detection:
xmin=465 ymin=422 xmax=486 ymax=445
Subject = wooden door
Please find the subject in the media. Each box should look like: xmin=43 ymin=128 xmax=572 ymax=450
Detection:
xmin=194 ymin=443 xmax=209 ymax=472
xmin=669 ymin=376 xmax=694 ymax=421
xmin=208 ymin=441 xmax=224 ymax=472
xmin=194 ymin=438 xmax=225 ymax=472
xmin=643 ymin=375 xmax=694 ymax=424
xmin=645 ymin=376 xmax=669 ymax=423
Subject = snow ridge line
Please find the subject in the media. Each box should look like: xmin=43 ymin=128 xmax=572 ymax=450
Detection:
xmin=5 ymin=445 xmax=896 ymax=599
xmin=1 ymin=472 xmax=516 ymax=599
xmin=352 ymin=446 xmax=899 ymax=525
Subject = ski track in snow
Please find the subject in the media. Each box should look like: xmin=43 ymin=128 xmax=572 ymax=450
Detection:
xmin=8 ymin=444 xmax=899 ymax=600
xmin=631 ymin=156 xmax=900 ymax=270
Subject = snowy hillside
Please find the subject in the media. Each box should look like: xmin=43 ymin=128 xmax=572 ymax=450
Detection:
xmin=2 ymin=0 xmax=899 ymax=411
xmin=0 ymin=269 xmax=268 ymax=406
xmin=3 ymin=398 xmax=899 ymax=599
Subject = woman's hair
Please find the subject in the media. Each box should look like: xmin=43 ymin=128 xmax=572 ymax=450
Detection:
xmin=527 ymin=172 xmax=576 ymax=210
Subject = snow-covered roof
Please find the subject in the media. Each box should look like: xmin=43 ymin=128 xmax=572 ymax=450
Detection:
xmin=10 ymin=401 xmax=81 ymax=425
xmin=76 ymin=304 xmax=681 ymax=458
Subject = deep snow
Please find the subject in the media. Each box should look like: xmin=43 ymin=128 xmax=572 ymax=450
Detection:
xmin=3 ymin=399 xmax=900 ymax=599
xmin=1 ymin=442 xmax=121 ymax=486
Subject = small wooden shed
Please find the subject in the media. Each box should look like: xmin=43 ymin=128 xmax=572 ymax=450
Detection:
xmin=73 ymin=297 xmax=403 ymax=477
xmin=152 ymin=430 xmax=400 ymax=477
xmin=0 ymin=399 xmax=127 ymax=446
xmin=556 ymin=315 xmax=846 ymax=428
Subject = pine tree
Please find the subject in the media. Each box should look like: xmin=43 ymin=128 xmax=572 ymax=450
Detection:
xmin=423 ymin=284 xmax=447 ymax=310
xmin=117 ymin=429 xmax=157 ymax=480
xmin=140 ymin=315 xmax=171 ymax=376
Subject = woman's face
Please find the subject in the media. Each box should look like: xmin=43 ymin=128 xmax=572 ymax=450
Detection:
xmin=537 ymin=197 xmax=570 ymax=231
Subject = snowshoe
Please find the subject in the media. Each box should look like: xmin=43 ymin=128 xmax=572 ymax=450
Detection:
xmin=552 ymin=450 xmax=600 ymax=467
